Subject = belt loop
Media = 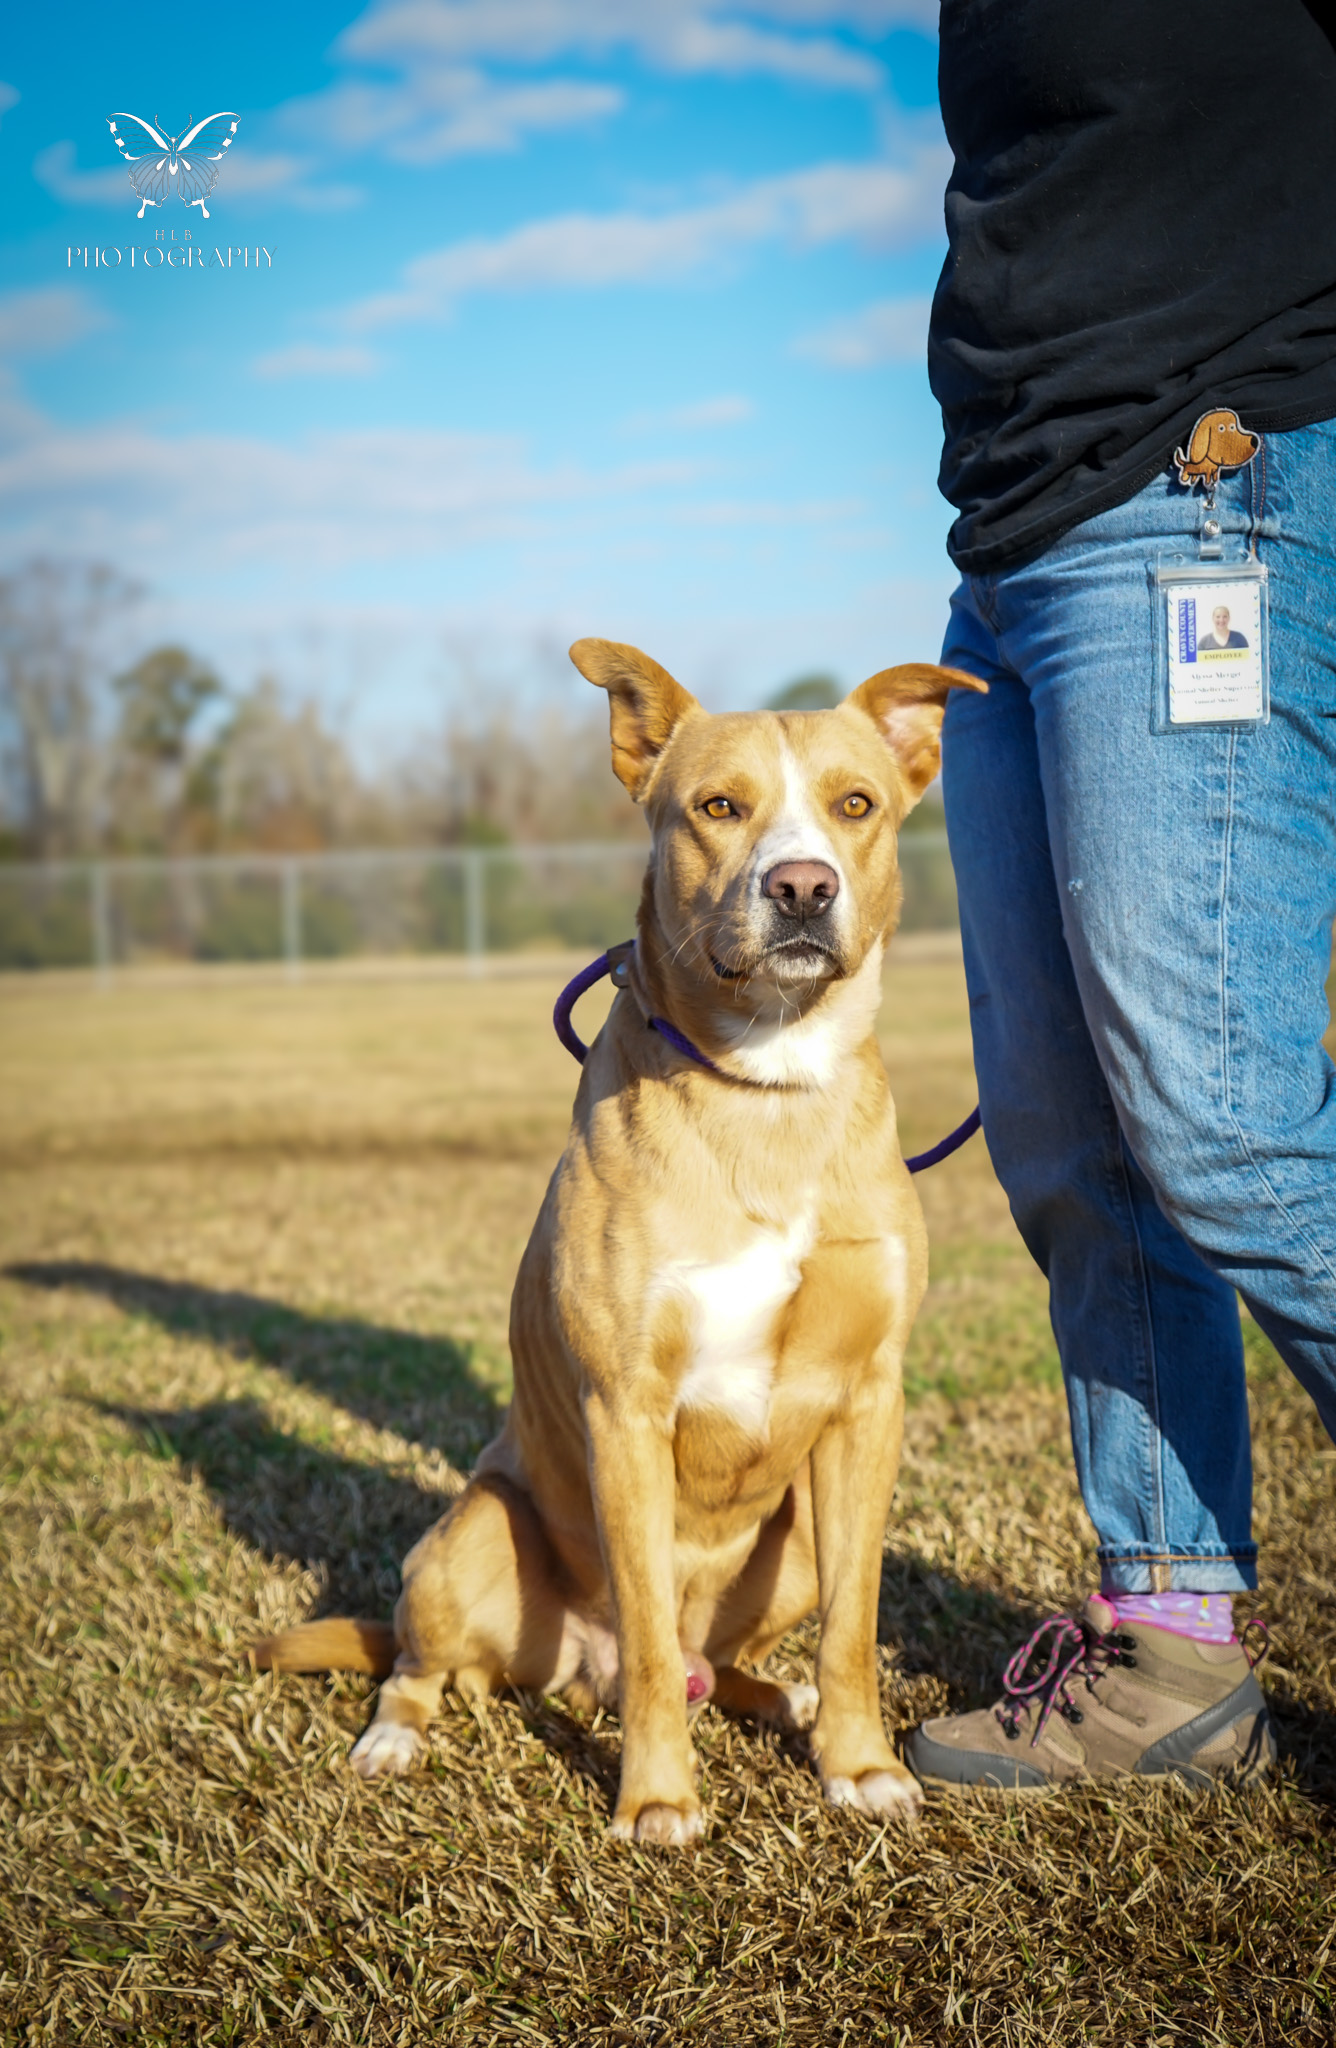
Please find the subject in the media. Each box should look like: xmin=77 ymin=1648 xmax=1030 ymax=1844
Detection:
xmin=1248 ymin=433 xmax=1268 ymax=546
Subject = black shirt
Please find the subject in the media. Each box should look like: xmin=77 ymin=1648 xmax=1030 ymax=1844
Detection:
xmin=931 ymin=1 xmax=1336 ymax=572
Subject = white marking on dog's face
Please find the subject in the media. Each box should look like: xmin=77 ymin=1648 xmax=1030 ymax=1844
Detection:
xmin=350 ymin=1721 xmax=423 ymax=1779
xmin=749 ymin=738 xmax=844 ymax=890
xmin=661 ymin=1208 xmax=816 ymax=1432
xmin=736 ymin=736 xmax=850 ymax=984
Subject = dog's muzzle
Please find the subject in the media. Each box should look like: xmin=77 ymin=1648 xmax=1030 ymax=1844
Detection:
xmin=756 ymin=861 xmax=843 ymax=974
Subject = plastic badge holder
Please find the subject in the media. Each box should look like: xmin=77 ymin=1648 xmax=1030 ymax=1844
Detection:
xmin=1151 ymin=552 xmax=1269 ymax=735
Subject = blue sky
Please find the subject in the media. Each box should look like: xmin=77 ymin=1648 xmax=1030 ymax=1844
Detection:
xmin=0 ymin=1 xmax=951 ymax=739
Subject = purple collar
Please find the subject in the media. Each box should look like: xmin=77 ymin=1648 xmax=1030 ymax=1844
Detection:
xmin=553 ymin=942 xmax=720 ymax=1073
xmin=551 ymin=941 xmax=981 ymax=1174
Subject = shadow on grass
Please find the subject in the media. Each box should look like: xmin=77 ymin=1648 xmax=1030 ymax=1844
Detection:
xmin=879 ymin=1548 xmax=1043 ymax=1697
xmin=6 ymin=1259 xmax=502 ymax=1467
xmin=98 ymin=1393 xmax=451 ymax=1615
xmin=85 ymin=1389 xmax=1336 ymax=1809
xmin=12 ymin=1262 xmax=1334 ymax=1805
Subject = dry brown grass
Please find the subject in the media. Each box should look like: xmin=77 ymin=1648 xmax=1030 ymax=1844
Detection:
xmin=0 ymin=941 xmax=1333 ymax=2046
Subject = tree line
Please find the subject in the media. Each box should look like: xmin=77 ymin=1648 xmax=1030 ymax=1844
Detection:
xmin=0 ymin=560 xmax=652 ymax=861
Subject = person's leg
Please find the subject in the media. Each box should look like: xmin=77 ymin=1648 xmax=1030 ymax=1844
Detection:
xmin=997 ymin=425 xmax=1336 ymax=1465
xmin=907 ymin=568 xmax=1277 ymax=1790
xmin=939 ymin=581 xmax=1256 ymax=1598
xmin=907 ymin=435 xmax=1336 ymax=1791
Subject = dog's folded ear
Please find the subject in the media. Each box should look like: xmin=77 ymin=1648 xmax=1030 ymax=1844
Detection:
xmin=844 ymin=663 xmax=987 ymax=808
xmin=569 ymin=638 xmax=702 ymax=800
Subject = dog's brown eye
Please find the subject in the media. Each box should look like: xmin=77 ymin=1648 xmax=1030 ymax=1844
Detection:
xmin=841 ymin=793 xmax=873 ymax=818
xmin=702 ymin=797 xmax=735 ymax=819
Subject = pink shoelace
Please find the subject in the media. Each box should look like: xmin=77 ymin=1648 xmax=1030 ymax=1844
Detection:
xmin=997 ymin=1606 xmax=1269 ymax=1749
xmin=997 ymin=1613 xmax=1137 ymax=1747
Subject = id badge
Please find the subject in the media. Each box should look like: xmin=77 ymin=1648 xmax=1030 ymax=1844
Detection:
xmin=1151 ymin=554 xmax=1269 ymax=733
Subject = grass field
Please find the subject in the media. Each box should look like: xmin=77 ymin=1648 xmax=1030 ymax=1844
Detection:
xmin=1 ymin=943 xmax=1333 ymax=2046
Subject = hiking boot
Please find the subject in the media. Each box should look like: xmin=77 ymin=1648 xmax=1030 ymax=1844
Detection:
xmin=906 ymin=1596 xmax=1274 ymax=1792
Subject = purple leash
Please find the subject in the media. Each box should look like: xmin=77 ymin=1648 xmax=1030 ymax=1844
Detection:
xmin=553 ymin=946 xmax=981 ymax=1173
xmin=902 ymin=1102 xmax=981 ymax=1173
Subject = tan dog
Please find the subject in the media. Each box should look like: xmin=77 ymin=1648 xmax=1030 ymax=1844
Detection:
xmin=1173 ymin=407 xmax=1260 ymax=487
xmin=256 ymin=641 xmax=985 ymax=1845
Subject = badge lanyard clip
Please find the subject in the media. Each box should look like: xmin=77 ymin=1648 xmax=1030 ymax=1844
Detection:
xmin=1198 ymin=476 xmax=1223 ymax=560
xmin=1169 ymin=405 xmax=1260 ymax=557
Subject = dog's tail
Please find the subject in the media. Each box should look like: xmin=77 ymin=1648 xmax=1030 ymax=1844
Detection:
xmin=252 ymin=1618 xmax=396 ymax=1677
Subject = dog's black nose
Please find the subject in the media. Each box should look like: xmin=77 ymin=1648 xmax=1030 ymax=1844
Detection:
xmin=762 ymin=860 xmax=840 ymax=919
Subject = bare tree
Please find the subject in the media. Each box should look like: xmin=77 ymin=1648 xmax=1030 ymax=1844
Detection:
xmin=442 ymin=702 xmax=644 ymax=843
xmin=205 ymin=676 xmax=363 ymax=851
xmin=110 ymin=644 xmax=222 ymax=852
xmin=0 ymin=560 xmax=141 ymax=856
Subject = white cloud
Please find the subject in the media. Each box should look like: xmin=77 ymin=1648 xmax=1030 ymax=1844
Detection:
xmin=0 ymin=82 xmax=19 ymax=127
xmin=335 ymin=1 xmax=935 ymax=90
xmin=217 ymin=151 xmax=365 ymax=210
xmin=0 ymin=286 xmax=109 ymax=357
xmin=732 ymin=1 xmax=936 ymax=23
xmin=0 ymin=400 xmax=709 ymax=577
xmin=253 ymin=343 xmax=382 ymax=379
xmin=282 ymin=68 xmax=622 ymax=164
xmin=34 ymin=141 xmax=129 ymax=207
xmin=625 ymin=394 xmax=756 ymax=432
xmin=342 ymin=146 xmax=946 ymax=329
xmin=394 ymin=78 xmax=620 ymax=162
xmin=34 ymin=137 xmax=361 ymax=213
xmin=672 ymin=494 xmax=863 ymax=526
xmin=635 ymin=14 xmax=880 ymax=90
xmin=212 ymin=152 xmax=325 ymax=199
xmin=794 ymin=290 xmax=931 ymax=366
xmin=269 ymin=0 xmax=936 ymax=175
xmin=0 ymin=386 xmax=889 ymax=599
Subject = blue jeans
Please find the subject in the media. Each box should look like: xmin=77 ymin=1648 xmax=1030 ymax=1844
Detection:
xmin=940 ymin=419 xmax=1336 ymax=1596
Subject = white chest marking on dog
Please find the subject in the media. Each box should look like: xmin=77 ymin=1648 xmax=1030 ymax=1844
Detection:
xmin=720 ymin=943 xmax=884 ymax=1089
xmin=664 ymin=1210 xmax=816 ymax=1432
xmin=720 ymin=997 xmax=847 ymax=1089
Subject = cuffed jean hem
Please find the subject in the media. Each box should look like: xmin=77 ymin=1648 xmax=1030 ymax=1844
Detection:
xmin=1098 ymin=1546 xmax=1259 ymax=1596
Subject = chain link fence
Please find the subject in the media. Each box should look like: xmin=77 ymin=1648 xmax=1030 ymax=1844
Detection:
xmin=0 ymin=833 xmax=958 ymax=975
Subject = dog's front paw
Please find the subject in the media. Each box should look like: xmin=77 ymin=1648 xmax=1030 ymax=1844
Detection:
xmin=350 ymin=1721 xmax=423 ymax=1780
xmin=822 ymin=1765 xmax=923 ymax=1822
xmin=609 ymin=1799 xmax=703 ymax=1847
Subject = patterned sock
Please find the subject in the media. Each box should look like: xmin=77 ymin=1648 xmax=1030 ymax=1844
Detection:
xmin=1111 ymin=1591 xmax=1237 ymax=1643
